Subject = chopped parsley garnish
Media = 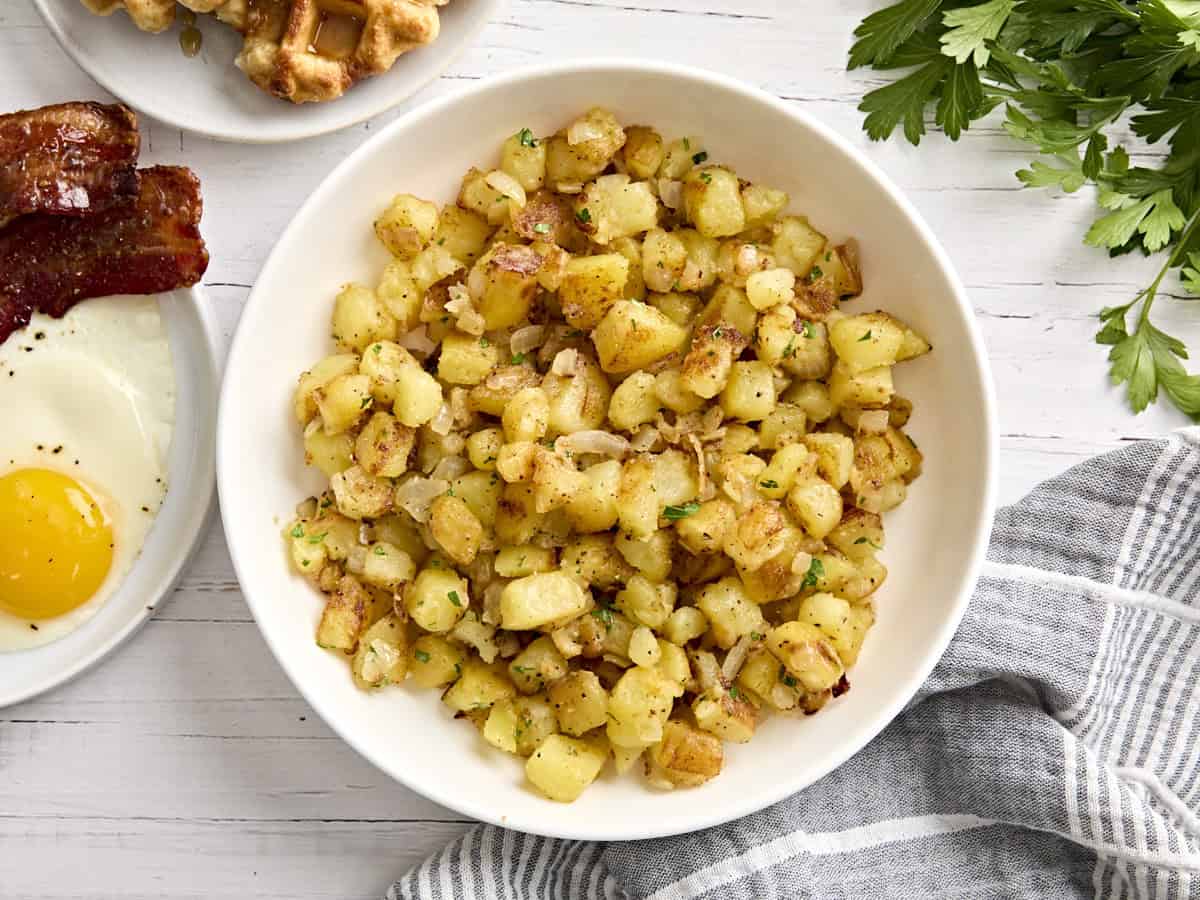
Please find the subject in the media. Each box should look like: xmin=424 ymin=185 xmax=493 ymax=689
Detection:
xmin=532 ymin=222 xmax=552 ymax=234
xmin=712 ymin=327 xmax=723 ymax=340
xmin=800 ymin=557 xmax=825 ymax=590
xmin=779 ymin=666 xmax=798 ymax=688
xmin=511 ymin=352 xmax=527 ymax=365
xmin=760 ymin=479 xmax=779 ymax=489
xmin=854 ymin=536 xmax=882 ymax=550
xmin=290 ymin=525 xmax=304 ymax=538
xmin=414 ymin=649 xmax=431 ymax=664
xmin=373 ymin=546 xmax=387 ymax=556
xmin=479 ymin=337 xmax=490 ymax=348
xmin=699 ymin=172 xmax=713 ymax=184
xmin=447 ymin=590 xmax=462 ymax=607
xmin=808 ymin=265 xmax=824 ymax=281
xmin=575 ymin=207 xmax=591 ymax=224
xmin=517 ymin=127 xmax=537 ymax=148
xmin=306 ymin=532 xmax=328 ymax=545
xmin=372 ymin=344 xmax=382 ymax=355
xmin=663 ymin=501 xmax=701 ymax=520
xmin=803 ymin=321 xmax=816 ymax=339
xmin=512 ymin=665 xmax=532 ymax=674
xmin=691 ymin=150 xmax=708 ymax=165
xmin=858 ymin=330 xmax=873 ymax=342
xmin=359 ymin=397 xmax=372 ymax=409
xmin=782 ymin=339 xmax=797 ymax=359
xmin=591 ymin=606 xmax=615 ymax=631
xmin=682 ymin=137 xmax=691 ymax=150
xmin=750 ymin=631 xmax=764 ymax=641
xmin=728 ymin=685 xmax=740 ymax=699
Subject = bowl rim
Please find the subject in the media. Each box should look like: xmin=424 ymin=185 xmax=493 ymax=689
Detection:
xmin=30 ymin=0 xmax=505 ymax=144
xmin=218 ymin=57 xmax=998 ymax=839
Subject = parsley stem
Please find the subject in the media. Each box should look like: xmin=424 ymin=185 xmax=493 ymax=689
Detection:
xmin=1139 ymin=207 xmax=1200 ymax=327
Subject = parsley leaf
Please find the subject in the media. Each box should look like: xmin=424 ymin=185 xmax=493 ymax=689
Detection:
xmin=663 ymin=501 xmax=701 ymax=520
xmin=800 ymin=557 xmax=824 ymax=591
xmin=940 ymin=0 xmax=1016 ymax=67
xmin=517 ymin=127 xmax=537 ymax=147
xmin=447 ymin=590 xmax=462 ymax=607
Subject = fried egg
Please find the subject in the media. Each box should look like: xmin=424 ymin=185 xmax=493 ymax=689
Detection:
xmin=0 ymin=295 xmax=175 ymax=650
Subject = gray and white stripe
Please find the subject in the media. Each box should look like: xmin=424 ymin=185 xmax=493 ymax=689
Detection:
xmin=392 ymin=428 xmax=1200 ymax=899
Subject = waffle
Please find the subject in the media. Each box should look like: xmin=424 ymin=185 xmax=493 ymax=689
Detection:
xmin=79 ymin=0 xmax=446 ymax=104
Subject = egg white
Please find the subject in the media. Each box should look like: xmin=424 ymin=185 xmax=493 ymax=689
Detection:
xmin=0 ymin=295 xmax=176 ymax=651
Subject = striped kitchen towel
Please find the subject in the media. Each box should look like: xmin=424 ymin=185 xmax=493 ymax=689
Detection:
xmin=390 ymin=428 xmax=1200 ymax=899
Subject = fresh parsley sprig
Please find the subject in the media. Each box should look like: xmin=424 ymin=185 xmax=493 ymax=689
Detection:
xmin=850 ymin=0 xmax=1200 ymax=418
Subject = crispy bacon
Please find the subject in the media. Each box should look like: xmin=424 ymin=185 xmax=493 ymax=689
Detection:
xmin=0 ymin=166 xmax=209 ymax=343
xmin=0 ymin=102 xmax=140 ymax=228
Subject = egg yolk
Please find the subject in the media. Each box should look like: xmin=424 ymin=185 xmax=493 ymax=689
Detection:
xmin=0 ymin=468 xmax=114 ymax=620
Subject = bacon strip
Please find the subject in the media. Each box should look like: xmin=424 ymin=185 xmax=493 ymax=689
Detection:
xmin=0 ymin=102 xmax=140 ymax=228
xmin=0 ymin=166 xmax=209 ymax=343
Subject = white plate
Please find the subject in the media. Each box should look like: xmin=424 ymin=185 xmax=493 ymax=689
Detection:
xmin=218 ymin=60 xmax=997 ymax=839
xmin=0 ymin=287 xmax=220 ymax=708
xmin=32 ymin=0 xmax=502 ymax=143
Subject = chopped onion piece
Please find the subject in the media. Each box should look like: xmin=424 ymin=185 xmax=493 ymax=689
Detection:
xmin=397 ymin=325 xmax=437 ymax=356
xmin=550 ymin=347 xmax=580 ymax=376
xmin=445 ymin=284 xmax=486 ymax=336
xmin=430 ymin=455 xmax=471 ymax=482
xmin=394 ymin=477 xmax=449 ymax=523
xmin=857 ymin=409 xmax=890 ymax=434
xmin=429 ymin=402 xmax=454 ymax=435
xmin=555 ymin=181 xmax=584 ymax=194
xmin=790 ymin=550 xmax=815 ymax=576
xmin=557 ymin=430 xmax=630 ymax=459
xmin=510 ymin=324 xmax=546 ymax=355
xmin=485 ymin=170 xmax=526 ymax=208
xmin=658 ymin=178 xmax=683 ymax=211
xmin=722 ymin=635 xmax=753 ymax=682
xmin=629 ymin=426 xmax=661 ymax=453
xmin=691 ymin=649 xmax=722 ymax=692
xmin=567 ymin=118 xmax=605 ymax=145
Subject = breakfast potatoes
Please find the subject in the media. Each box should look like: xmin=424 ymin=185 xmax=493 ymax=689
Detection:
xmin=284 ymin=108 xmax=931 ymax=803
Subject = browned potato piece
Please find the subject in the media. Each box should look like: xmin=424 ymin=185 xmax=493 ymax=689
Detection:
xmin=429 ymin=494 xmax=484 ymax=566
xmin=648 ymin=720 xmax=723 ymax=788
xmin=592 ymin=300 xmax=688 ymax=374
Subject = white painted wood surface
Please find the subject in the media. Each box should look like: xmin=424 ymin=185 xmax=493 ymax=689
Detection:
xmin=1 ymin=1 xmax=1196 ymax=897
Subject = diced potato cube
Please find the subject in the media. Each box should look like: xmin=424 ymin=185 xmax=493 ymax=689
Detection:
xmin=315 ymin=373 xmax=372 ymax=435
xmin=607 ymin=371 xmax=660 ymax=431
xmin=438 ymin=331 xmax=499 ymax=385
xmin=376 ymin=260 xmax=422 ymax=329
xmin=682 ymin=166 xmax=745 ymax=237
xmin=560 ymin=534 xmax=632 ymax=589
xmin=716 ymin=240 xmax=774 ymax=288
xmin=897 ymin=324 xmax=933 ymax=361
xmin=375 ymin=193 xmax=439 ymax=258
xmin=797 ymin=592 xmax=870 ymax=666
xmin=391 ymin=365 xmax=443 ymax=427
xmin=826 ymin=508 xmax=885 ymax=561
xmin=361 ymin=541 xmax=416 ymax=591
xmin=458 ymin=167 xmax=512 ymax=225
xmin=332 ymin=284 xmax=396 ymax=352
xmin=548 ymin=670 xmax=609 ymax=735
xmin=351 ymin=613 xmax=409 ymax=689
xmin=695 ymin=577 xmax=765 ymax=648
xmin=720 ymin=361 xmax=776 ymax=422
xmin=466 ymin=427 xmax=503 ymax=471
xmin=525 ymin=734 xmax=607 ymax=802
xmin=495 ymin=482 xmax=540 ymax=545
xmin=470 ymin=243 xmax=541 ymax=330
xmin=766 ymin=621 xmax=844 ymax=693
xmin=674 ymin=498 xmax=735 ymax=555
xmin=741 ymin=183 xmax=789 ymax=228
xmin=543 ymin=353 xmax=612 ymax=434
xmin=531 ymin=449 xmax=588 ymax=514
xmin=429 ymin=494 xmax=484 ymax=566
xmin=647 ymin=720 xmax=723 ymax=788
xmin=592 ymin=300 xmax=689 ymax=374
xmin=786 ymin=476 xmax=843 ymax=540
xmin=621 ymin=125 xmax=664 ymax=179
xmin=304 ymin=423 xmax=354 ymax=477
xmin=615 ymin=574 xmax=676 ymax=628
xmin=502 ymin=387 xmax=551 ymax=443
xmin=697 ymin=283 xmax=757 ymax=338
xmin=565 ymin=459 xmax=622 ymax=533
xmin=828 ymin=361 xmax=894 ymax=408
xmin=295 ymin=353 xmax=360 ymax=424
xmin=442 ymin=659 xmax=516 ymax=713
xmin=495 ymin=545 xmax=556 ymax=578
xmin=616 ymin=454 xmax=660 ymax=539
xmin=331 ymin=465 xmax=394 ymax=519
xmin=772 ymin=216 xmax=827 ymax=277
xmin=829 ymin=313 xmax=906 ymax=374
xmin=676 ymin=229 xmax=720 ymax=292
xmin=409 ymin=634 xmax=465 ymax=689
xmin=649 ymin=291 xmax=701 ymax=327
xmin=557 ymin=254 xmax=629 ymax=330
xmin=575 ymin=175 xmax=659 ymax=246
xmin=354 ymin=412 xmax=415 ymax=478
xmin=435 ymin=205 xmax=493 ymax=266
xmin=615 ymin=529 xmax=673 ymax=582
xmin=606 ymin=667 xmax=679 ymax=749
xmin=501 ymin=128 xmax=548 ymax=191
xmin=745 ymin=268 xmax=796 ymax=311
xmin=508 ymin=635 xmax=569 ymax=694
xmin=404 ymin=565 xmax=469 ymax=633
xmin=693 ymin=690 xmax=756 ymax=743
xmin=500 ymin=571 xmax=591 ymax=630
xmin=658 ymin=135 xmax=704 ymax=179
xmin=662 ymin=605 xmax=708 ymax=644
xmin=642 ymin=227 xmax=688 ymax=293
xmin=654 ymin=368 xmax=705 ymax=414
xmin=757 ymin=444 xmax=814 ymax=499
xmin=758 ymin=404 xmax=808 ymax=451
xmin=316 ymin=574 xmax=371 ymax=652
xmin=544 ymin=107 xmax=626 ymax=189
xmin=628 ymin=626 xmax=662 ymax=668
xmin=679 ymin=324 xmax=745 ymax=400
xmin=785 ymin=381 xmax=835 ymax=424
xmin=803 ymin=432 xmax=855 ymax=488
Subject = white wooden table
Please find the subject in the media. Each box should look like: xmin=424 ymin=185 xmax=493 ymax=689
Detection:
xmin=1 ymin=2 xmax=1195 ymax=897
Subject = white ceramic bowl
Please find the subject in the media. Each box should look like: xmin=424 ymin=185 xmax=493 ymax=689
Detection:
xmin=33 ymin=0 xmax=502 ymax=143
xmin=1 ymin=287 xmax=221 ymax=707
xmin=218 ymin=60 xmax=997 ymax=839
